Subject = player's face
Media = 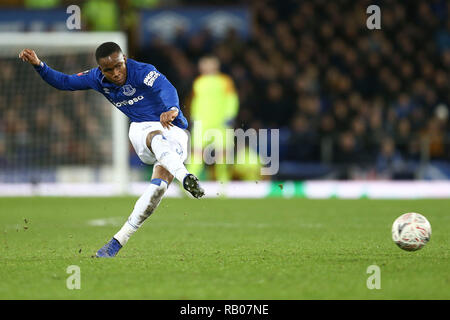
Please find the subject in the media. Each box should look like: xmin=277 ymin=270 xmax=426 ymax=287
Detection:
xmin=98 ymin=52 xmax=127 ymax=86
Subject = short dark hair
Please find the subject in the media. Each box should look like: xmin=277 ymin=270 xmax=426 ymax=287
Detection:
xmin=95 ymin=42 xmax=122 ymax=62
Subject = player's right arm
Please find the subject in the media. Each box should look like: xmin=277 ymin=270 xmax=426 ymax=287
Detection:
xmin=19 ymin=48 xmax=93 ymax=91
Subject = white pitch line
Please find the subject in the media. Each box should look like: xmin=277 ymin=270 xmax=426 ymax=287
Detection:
xmin=86 ymin=217 xmax=123 ymax=227
xmin=86 ymin=217 xmax=323 ymax=229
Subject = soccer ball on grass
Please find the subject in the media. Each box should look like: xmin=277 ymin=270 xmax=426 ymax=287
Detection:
xmin=391 ymin=212 xmax=431 ymax=251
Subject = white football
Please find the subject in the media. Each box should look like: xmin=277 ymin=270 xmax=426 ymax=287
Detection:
xmin=391 ymin=212 xmax=431 ymax=251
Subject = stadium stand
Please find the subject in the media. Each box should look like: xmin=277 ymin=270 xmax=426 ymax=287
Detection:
xmin=136 ymin=0 xmax=450 ymax=180
xmin=1 ymin=0 xmax=449 ymax=181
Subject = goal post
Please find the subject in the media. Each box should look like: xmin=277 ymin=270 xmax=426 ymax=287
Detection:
xmin=0 ymin=32 xmax=129 ymax=195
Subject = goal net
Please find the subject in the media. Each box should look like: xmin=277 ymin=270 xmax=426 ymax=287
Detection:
xmin=0 ymin=32 xmax=129 ymax=195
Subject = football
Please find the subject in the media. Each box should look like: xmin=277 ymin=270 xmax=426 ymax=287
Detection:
xmin=392 ymin=213 xmax=432 ymax=251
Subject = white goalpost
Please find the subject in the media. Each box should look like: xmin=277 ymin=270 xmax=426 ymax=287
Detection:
xmin=0 ymin=32 xmax=129 ymax=195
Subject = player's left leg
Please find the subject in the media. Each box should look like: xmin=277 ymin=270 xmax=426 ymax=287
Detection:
xmin=147 ymin=130 xmax=205 ymax=199
xmin=96 ymin=165 xmax=173 ymax=258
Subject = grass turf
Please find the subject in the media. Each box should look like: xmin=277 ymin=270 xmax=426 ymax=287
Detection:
xmin=0 ymin=197 xmax=449 ymax=299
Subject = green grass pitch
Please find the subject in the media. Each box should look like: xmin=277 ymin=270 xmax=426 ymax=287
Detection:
xmin=0 ymin=197 xmax=449 ymax=299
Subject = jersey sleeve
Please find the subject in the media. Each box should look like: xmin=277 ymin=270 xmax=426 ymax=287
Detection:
xmin=141 ymin=67 xmax=180 ymax=111
xmin=33 ymin=62 xmax=96 ymax=91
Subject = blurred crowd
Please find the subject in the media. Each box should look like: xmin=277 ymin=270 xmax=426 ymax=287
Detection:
xmin=0 ymin=0 xmax=449 ymax=180
xmin=135 ymin=0 xmax=450 ymax=179
xmin=0 ymin=54 xmax=112 ymax=172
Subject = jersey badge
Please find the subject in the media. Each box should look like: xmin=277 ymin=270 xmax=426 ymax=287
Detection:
xmin=122 ymin=84 xmax=136 ymax=96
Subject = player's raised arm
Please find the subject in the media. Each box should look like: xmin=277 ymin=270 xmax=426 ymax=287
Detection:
xmin=19 ymin=48 xmax=93 ymax=91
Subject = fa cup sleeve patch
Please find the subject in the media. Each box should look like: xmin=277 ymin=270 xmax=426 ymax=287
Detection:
xmin=144 ymin=71 xmax=160 ymax=87
xmin=76 ymin=70 xmax=90 ymax=76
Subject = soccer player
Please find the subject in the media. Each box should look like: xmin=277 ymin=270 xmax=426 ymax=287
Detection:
xmin=19 ymin=42 xmax=204 ymax=258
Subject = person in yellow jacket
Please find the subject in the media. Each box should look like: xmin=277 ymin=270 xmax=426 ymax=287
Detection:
xmin=24 ymin=0 xmax=60 ymax=8
xmin=188 ymin=56 xmax=239 ymax=182
xmin=82 ymin=0 xmax=119 ymax=31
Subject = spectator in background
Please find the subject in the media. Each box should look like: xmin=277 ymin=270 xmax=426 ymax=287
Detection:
xmin=334 ymin=131 xmax=360 ymax=179
xmin=375 ymin=137 xmax=406 ymax=179
xmin=82 ymin=0 xmax=119 ymax=31
xmin=395 ymin=118 xmax=412 ymax=155
xmin=394 ymin=93 xmax=416 ymax=119
xmin=24 ymin=0 xmax=60 ymax=8
xmin=423 ymin=117 xmax=446 ymax=160
xmin=286 ymin=114 xmax=318 ymax=162
xmin=0 ymin=137 xmax=8 ymax=167
xmin=131 ymin=0 xmax=160 ymax=8
xmin=351 ymin=116 xmax=370 ymax=163
xmin=262 ymin=82 xmax=291 ymax=128
xmin=187 ymin=56 xmax=239 ymax=182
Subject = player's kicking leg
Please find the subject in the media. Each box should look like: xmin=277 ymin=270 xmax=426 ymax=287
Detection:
xmin=147 ymin=130 xmax=204 ymax=199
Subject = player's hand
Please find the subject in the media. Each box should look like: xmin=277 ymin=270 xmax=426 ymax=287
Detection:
xmin=18 ymin=49 xmax=41 ymax=66
xmin=160 ymin=109 xmax=178 ymax=129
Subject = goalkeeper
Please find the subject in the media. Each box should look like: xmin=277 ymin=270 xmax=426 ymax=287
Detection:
xmin=19 ymin=42 xmax=204 ymax=258
xmin=188 ymin=56 xmax=239 ymax=182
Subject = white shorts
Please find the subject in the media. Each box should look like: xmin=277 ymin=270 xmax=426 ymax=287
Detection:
xmin=129 ymin=121 xmax=189 ymax=166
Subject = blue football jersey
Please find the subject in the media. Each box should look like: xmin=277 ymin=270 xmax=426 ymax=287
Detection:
xmin=33 ymin=58 xmax=188 ymax=129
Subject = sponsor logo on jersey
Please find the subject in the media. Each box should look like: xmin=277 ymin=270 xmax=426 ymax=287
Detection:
xmin=103 ymin=88 xmax=110 ymax=94
xmin=122 ymin=84 xmax=136 ymax=96
xmin=115 ymin=95 xmax=144 ymax=107
xmin=144 ymin=71 xmax=160 ymax=87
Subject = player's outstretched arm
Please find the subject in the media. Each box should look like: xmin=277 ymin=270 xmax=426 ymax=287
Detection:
xmin=19 ymin=48 xmax=93 ymax=91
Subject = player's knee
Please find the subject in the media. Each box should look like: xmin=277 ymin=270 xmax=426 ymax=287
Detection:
xmin=153 ymin=166 xmax=174 ymax=185
xmin=146 ymin=130 xmax=163 ymax=152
